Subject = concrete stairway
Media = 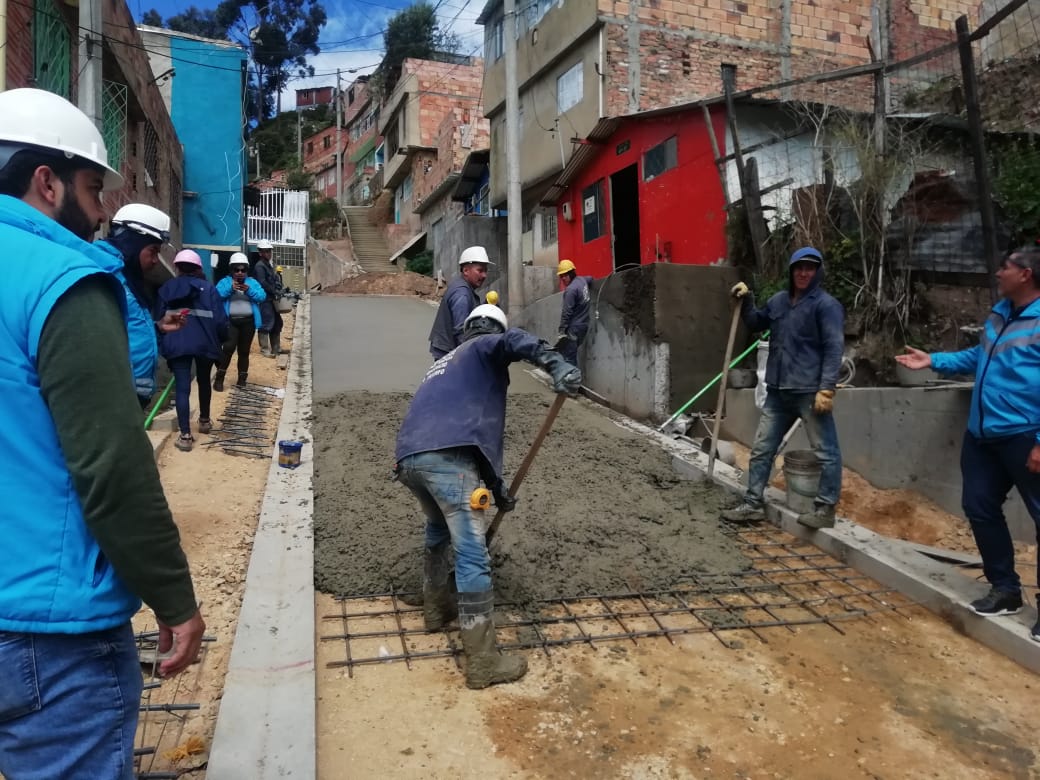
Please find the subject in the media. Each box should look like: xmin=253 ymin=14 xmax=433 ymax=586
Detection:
xmin=343 ymin=206 xmax=396 ymax=274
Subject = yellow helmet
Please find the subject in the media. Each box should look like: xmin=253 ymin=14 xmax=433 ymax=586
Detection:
xmin=486 ymin=290 xmax=499 ymax=305
xmin=557 ymin=259 xmax=576 ymax=276
xmin=275 ymin=265 xmax=285 ymax=272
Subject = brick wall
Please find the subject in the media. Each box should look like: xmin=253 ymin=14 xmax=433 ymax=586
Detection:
xmin=6 ymin=0 xmax=34 ymax=89
xmin=343 ymin=78 xmax=372 ymax=126
xmin=400 ymin=57 xmax=485 ymax=148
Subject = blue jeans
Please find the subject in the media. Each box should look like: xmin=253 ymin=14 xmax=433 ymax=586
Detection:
xmin=558 ymin=327 xmax=586 ymax=366
xmin=0 ymin=623 xmax=142 ymax=780
xmin=745 ymin=389 xmax=843 ymax=508
xmin=398 ymin=448 xmax=490 ymax=593
xmin=168 ymin=355 xmax=214 ymax=434
xmin=961 ymin=431 xmax=1040 ymax=595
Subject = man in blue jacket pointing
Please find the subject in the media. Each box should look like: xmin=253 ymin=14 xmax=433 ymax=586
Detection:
xmin=722 ymin=246 xmax=846 ymax=529
xmin=897 ymin=245 xmax=1040 ymax=637
xmin=397 ymin=304 xmax=580 ymax=689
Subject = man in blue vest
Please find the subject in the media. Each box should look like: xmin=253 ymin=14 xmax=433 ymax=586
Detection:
xmin=396 ymin=304 xmax=580 ymax=689
xmin=897 ymin=246 xmax=1040 ymax=639
xmin=0 ymin=88 xmax=204 ymax=780
xmin=428 ymin=245 xmax=492 ymax=359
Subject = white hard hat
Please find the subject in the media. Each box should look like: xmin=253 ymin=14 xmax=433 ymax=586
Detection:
xmin=257 ymin=239 xmax=273 ymax=250
xmin=0 ymin=88 xmax=123 ymax=191
xmin=464 ymin=303 xmax=508 ymax=332
xmin=111 ymin=203 xmax=171 ymax=242
xmin=229 ymin=252 xmax=250 ymax=267
xmin=459 ymin=246 xmax=494 ymax=267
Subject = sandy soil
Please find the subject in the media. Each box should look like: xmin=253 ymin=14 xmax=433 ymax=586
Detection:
xmin=323 ymin=271 xmax=441 ymax=298
xmin=313 ymin=392 xmax=748 ymax=606
xmin=132 ymin=314 xmax=292 ymax=776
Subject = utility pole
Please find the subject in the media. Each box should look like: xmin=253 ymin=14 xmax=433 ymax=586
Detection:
xmin=297 ymin=109 xmax=303 ymax=167
xmin=336 ymin=69 xmax=344 ymax=237
xmin=77 ymin=0 xmax=103 ymax=129
xmin=503 ymin=0 xmax=524 ymax=315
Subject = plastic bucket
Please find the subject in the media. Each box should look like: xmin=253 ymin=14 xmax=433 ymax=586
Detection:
xmin=782 ymin=449 xmax=821 ymax=513
xmin=278 ymin=440 xmax=303 ymax=469
xmin=276 ymin=296 xmax=293 ymax=313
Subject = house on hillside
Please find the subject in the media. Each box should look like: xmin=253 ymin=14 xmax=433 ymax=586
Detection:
xmin=297 ymin=85 xmax=336 ymax=109
xmin=302 ymin=124 xmax=346 ymax=201
xmin=3 ymin=0 xmax=185 ymax=249
xmin=343 ymin=75 xmax=380 ymax=205
xmin=476 ymin=0 xmax=981 ymax=281
xmin=139 ymin=26 xmax=248 ymax=271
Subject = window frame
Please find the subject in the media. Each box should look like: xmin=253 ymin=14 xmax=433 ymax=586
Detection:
xmin=643 ymin=135 xmax=678 ymax=182
xmin=557 ymin=61 xmax=583 ymax=114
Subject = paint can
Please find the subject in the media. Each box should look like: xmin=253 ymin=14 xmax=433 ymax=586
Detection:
xmin=782 ymin=450 xmax=821 ymax=513
xmin=278 ymin=440 xmax=303 ymax=469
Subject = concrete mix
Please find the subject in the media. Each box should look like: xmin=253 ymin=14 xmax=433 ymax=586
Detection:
xmin=313 ymin=391 xmax=749 ymax=606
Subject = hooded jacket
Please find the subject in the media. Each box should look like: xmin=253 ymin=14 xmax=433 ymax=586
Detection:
xmin=931 ymin=296 xmax=1040 ymax=443
xmin=740 ymin=251 xmax=845 ymax=392
xmin=156 ymin=275 xmax=229 ymax=361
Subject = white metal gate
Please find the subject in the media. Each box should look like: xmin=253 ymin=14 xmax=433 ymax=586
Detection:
xmin=247 ymin=189 xmax=308 ymax=246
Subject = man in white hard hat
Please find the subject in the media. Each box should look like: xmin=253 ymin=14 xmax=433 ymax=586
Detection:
xmin=428 ymin=245 xmax=493 ymax=359
xmin=396 ymin=304 xmax=581 ymax=689
xmin=0 ymin=88 xmax=204 ymax=779
xmin=102 ymin=203 xmax=178 ymax=406
xmin=252 ymin=239 xmax=283 ymax=357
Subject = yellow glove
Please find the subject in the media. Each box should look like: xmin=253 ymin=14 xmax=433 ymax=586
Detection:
xmin=731 ymin=282 xmax=750 ymax=299
xmin=813 ymin=389 xmax=835 ymax=414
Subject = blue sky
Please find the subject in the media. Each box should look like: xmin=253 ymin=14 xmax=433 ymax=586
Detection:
xmin=136 ymin=0 xmax=486 ymax=109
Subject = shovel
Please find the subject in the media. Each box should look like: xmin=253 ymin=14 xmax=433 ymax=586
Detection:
xmin=486 ymin=393 xmax=567 ymax=544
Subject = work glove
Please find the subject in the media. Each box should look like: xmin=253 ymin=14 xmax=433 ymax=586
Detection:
xmin=553 ymin=331 xmax=570 ymax=351
xmin=730 ymin=282 xmax=750 ymax=299
xmin=813 ymin=389 xmax=835 ymax=414
xmin=534 ymin=347 xmax=582 ymax=396
xmin=490 ymin=478 xmax=517 ymax=513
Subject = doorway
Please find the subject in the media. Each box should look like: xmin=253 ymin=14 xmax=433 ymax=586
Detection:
xmin=609 ymin=164 xmax=640 ymax=271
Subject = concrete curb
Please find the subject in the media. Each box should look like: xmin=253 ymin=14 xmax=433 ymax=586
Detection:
xmin=207 ymin=294 xmax=316 ymax=779
xmin=613 ymin=416 xmax=1040 ymax=674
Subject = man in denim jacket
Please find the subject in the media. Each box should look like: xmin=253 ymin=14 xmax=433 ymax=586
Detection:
xmin=722 ymin=246 xmax=846 ymax=529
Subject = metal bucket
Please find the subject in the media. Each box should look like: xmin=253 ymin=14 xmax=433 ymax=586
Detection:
xmin=782 ymin=449 xmax=821 ymax=513
xmin=276 ymin=296 xmax=293 ymax=313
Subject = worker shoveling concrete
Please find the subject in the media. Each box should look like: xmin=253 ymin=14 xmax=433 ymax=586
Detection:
xmin=313 ymin=391 xmax=748 ymax=608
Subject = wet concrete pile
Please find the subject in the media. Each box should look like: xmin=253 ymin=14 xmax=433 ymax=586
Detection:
xmin=313 ymin=391 xmax=749 ymax=606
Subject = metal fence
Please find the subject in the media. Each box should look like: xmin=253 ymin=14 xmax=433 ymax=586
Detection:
xmin=718 ymin=0 xmax=1039 ymax=338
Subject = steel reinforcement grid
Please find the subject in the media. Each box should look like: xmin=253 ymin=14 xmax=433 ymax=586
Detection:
xmin=319 ymin=524 xmax=917 ymax=677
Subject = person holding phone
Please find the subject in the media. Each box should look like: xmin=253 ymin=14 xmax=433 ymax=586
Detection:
xmin=214 ymin=253 xmax=265 ymax=389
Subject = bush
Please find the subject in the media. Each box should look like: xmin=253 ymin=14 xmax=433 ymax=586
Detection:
xmin=406 ymin=249 xmax=433 ymax=276
xmin=310 ymin=197 xmax=338 ymax=224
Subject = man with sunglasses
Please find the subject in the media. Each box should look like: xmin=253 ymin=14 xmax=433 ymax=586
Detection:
xmin=897 ymin=246 xmax=1040 ymax=638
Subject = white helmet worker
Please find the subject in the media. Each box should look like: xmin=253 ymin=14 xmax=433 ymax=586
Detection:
xmin=0 ymin=88 xmax=123 ymax=191
xmin=229 ymin=252 xmax=250 ymax=267
xmin=464 ymin=303 xmax=508 ymax=336
xmin=111 ymin=204 xmax=171 ymax=243
xmin=459 ymin=246 xmax=494 ymax=267
xmin=256 ymin=239 xmax=273 ymax=251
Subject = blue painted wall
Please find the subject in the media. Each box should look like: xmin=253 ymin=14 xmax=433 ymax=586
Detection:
xmin=169 ymin=37 xmax=246 ymax=252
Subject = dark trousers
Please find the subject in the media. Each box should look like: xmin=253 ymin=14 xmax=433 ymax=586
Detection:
xmin=168 ymin=355 xmax=214 ymax=434
xmin=961 ymin=431 xmax=1040 ymax=595
xmin=558 ymin=327 xmax=587 ymax=365
xmin=220 ymin=316 xmax=255 ymax=375
xmin=259 ymin=301 xmax=283 ymax=338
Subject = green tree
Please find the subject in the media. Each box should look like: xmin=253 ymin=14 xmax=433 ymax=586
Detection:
xmin=141 ymin=8 xmax=163 ymax=26
xmin=375 ymin=2 xmax=459 ymax=97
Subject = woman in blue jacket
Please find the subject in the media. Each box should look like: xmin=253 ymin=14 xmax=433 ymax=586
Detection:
xmin=214 ymin=253 xmax=266 ymax=390
xmin=157 ymin=250 xmax=229 ymax=451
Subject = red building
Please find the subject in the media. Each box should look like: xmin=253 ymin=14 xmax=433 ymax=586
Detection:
xmin=545 ymin=104 xmax=728 ymax=280
xmin=296 ymin=86 xmax=336 ymax=108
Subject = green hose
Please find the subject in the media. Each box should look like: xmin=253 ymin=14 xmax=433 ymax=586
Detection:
xmin=143 ymin=376 xmax=175 ymax=431
xmin=657 ymin=329 xmax=771 ymax=431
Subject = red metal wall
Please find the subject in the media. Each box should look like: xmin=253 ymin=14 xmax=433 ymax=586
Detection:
xmin=556 ymin=106 xmax=728 ymax=280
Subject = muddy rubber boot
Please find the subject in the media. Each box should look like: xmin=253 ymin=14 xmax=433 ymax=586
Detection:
xmin=272 ymin=334 xmax=283 ymax=357
xmin=213 ymin=370 xmax=226 ymax=392
xmin=458 ymin=591 xmax=527 ymax=690
xmin=258 ymin=332 xmax=273 ymax=357
xmin=237 ymin=371 xmax=248 ymax=387
xmin=797 ymin=503 xmax=836 ymax=529
xmin=422 ymin=542 xmax=458 ymax=631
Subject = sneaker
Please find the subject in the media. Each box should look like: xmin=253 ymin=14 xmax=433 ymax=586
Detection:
xmin=969 ymin=587 xmax=1023 ymax=616
xmin=174 ymin=434 xmax=194 ymax=452
xmin=797 ymin=503 xmax=836 ymax=529
xmin=198 ymin=418 xmax=212 ymax=434
xmin=720 ymin=502 xmax=765 ymax=523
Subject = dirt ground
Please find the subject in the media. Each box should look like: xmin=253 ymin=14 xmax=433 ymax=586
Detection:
xmin=313 ymin=392 xmax=748 ymax=606
xmin=131 ymin=314 xmax=292 ymax=776
xmin=323 ymin=271 xmax=442 ymax=298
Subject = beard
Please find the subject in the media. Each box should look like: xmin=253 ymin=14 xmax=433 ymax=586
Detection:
xmin=56 ymin=186 xmax=100 ymax=241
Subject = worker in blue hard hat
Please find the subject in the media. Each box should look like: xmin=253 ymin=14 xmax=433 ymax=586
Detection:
xmin=722 ymin=246 xmax=846 ymax=529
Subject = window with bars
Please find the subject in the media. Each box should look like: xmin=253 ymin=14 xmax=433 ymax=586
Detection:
xmin=169 ymin=166 xmax=182 ymax=230
xmin=541 ymin=212 xmax=558 ymax=245
xmin=34 ymin=0 xmax=71 ymax=99
xmin=101 ymin=81 xmax=128 ymax=174
xmin=143 ymin=121 xmax=160 ymax=190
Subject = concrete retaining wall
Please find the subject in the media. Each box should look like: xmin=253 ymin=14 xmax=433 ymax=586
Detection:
xmin=722 ymin=386 xmax=1035 ymax=541
xmin=308 ymin=239 xmax=362 ymax=290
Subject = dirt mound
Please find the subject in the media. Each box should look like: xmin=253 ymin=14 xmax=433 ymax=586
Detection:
xmin=324 ymin=272 xmax=441 ymax=299
xmin=313 ymin=392 xmax=748 ymax=607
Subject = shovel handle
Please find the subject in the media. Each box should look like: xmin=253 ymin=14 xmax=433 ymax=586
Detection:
xmin=486 ymin=393 xmax=567 ymax=544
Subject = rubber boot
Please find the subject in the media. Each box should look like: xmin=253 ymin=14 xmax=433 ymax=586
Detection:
xmin=797 ymin=502 xmax=836 ymax=529
xmin=422 ymin=542 xmax=458 ymax=631
xmin=258 ymin=332 xmax=273 ymax=357
xmin=237 ymin=371 xmax=248 ymax=387
xmin=458 ymin=591 xmax=527 ymax=690
xmin=213 ymin=370 xmax=226 ymax=392
xmin=271 ymin=334 xmax=282 ymax=357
